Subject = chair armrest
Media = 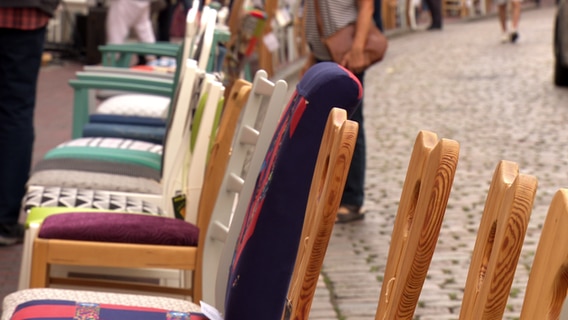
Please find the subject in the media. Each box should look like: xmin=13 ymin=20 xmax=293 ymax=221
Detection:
xmin=69 ymin=79 xmax=172 ymax=139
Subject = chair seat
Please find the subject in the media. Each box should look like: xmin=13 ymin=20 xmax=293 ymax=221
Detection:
xmin=22 ymin=186 xmax=164 ymax=215
xmin=83 ymin=123 xmax=166 ymax=145
xmin=96 ymin=94 xmax=170 ymax=118
xmin=42 ymin=137 xmax=163 ymax=171
xmin=89 ymin=114 xmax=167 ymax=127
xmin=38 ymin=212 xmax=199 ymax=246
xmin=3 ymin=288 xmax=200 ymax=320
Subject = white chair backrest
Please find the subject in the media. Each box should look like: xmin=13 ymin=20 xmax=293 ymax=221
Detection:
xmin=197 ymin=7 xmax=219 ymax=72
xmin=199 ymin=70 xmax=288 ymax=307
xmin=161 ymin=59 xmax=204 ymax=212
xmin=183 ymin=0 xmax=201 ymax=66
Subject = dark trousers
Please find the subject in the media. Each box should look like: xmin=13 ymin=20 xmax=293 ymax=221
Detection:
xmin=0 ymin=27 xmax=46 ymax=224
xmin=424 ymin=0 xmax=443 ymax=27
xmin=341 ymin=71 xmax=366 ymax=208
xmin=374 ymin=0 xmax=384 ymax=31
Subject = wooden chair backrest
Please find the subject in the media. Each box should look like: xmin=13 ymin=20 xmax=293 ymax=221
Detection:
xmin=460 ymin=160 xmax=537 ymax=319
xmin=519 ymin=189 xmax=568 ymax=320
xmin=375 ymin=130 xmax=460 ymax=319
xmin=193 ymin=78 xmax=252 ymax=302
xmin=283 ymin=109 xmax=358 ymax=319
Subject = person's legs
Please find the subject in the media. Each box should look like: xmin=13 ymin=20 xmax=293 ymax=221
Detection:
xmin=0 ymin=27 xmax=45 ymax=244
xmin=424 ymin=0 xmax=442 ymax=29
xmin=133 ymin=1 xmax=157 ymax=44
xmin=337 ymin=71 xmax=366 ymax=222
xmin=157 ymin=1 xmax=175 ymax=42
xmin=498 ymin=3 xmax=508 ymax=33
xmin=510 ymin=0 xmax=521 ymax=42
xmin=373 ymin=0 xmax=384 ymax=31
xmin=106 ymin=0 xmax=132 ymax=44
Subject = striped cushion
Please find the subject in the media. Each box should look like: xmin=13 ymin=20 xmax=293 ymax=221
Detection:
xmin=22 ymin=186 xmax=164 ymax=215
xmin=53 ymin=137 xmax=162 ymax=154
xmin=96 ymin=94 xmax=170 ymax=118
xmin=32 ymin=159 xmax=161 ymax=181
xmin=3 ymin=288 xmax=199 ymax=320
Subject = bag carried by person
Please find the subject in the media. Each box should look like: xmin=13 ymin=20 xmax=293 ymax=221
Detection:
xmin=314 ymin=0 xmax=387 ymax=71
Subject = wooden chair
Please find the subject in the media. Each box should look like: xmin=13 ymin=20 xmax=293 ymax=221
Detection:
xmin=197 ymin=70 xmax=288 ymax=304
xmin=459 ymin=160 xmax=538 ymax=319
xmin=284 ymin=110 xmax=359 ymax=320
xmin=374 ymin=130 xmax=460 ymax=319
xmin=518 ymin=189 xmax=568 ymax=319
xmin=3 ymin=62 xmax=364 ymax=319
xmin=26 ymin=76 xmax=251 ymax=301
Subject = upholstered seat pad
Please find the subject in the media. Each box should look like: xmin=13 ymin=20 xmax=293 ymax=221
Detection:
xmin=82 ymin=123 xmax=166 ymax=145
xmin=27 ymin=170 xmax=162 ymax=194
xmin=22 ymin=186 xmax=164 ymax=215
xmin=96 ymin=94 xmax=170 ymax=118
xmin=32 ymin=158 xmax=161 ymax=181
xmin=2 ymin=288 xmax=199 ymax=320
xmin=39 ymin=212 xmax=199 ymax=246
xmin=54 ymin=137 xmax=163 ymax=154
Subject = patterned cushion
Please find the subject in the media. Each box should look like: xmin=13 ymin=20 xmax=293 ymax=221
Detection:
xmin=53 ymin=137 xmax=162 ymax=154
xmin=27 ymin=170 xmax=162 ymax=193
xmin=83 ymin=123 xmax=166 ymax=145
xmin=9 ymin=300 xmax=206 ymax=320
xmin=38 ymin=212 xmax=199 ymax=246
xmin=96 ymin=94 xmax=170 ymax=118
xmin=22 ymin=186 xmax=164 ymax=215
xmin=2 ymin=288 xmax=199 ymax=320
xmin=224 ymin=62 xmax=362 ymax=319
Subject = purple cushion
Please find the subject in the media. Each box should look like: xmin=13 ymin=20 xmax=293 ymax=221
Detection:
xmin=38 ymin=212 xmax=199 ymax=246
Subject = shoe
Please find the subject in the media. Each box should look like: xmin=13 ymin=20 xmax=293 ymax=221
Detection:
xmin=335 ymin=205 xmax=365 ymax=223
xmin=427 ymin=25 xmax=442 ymax=31
xmin=510 ymin=31 xmax=519 ymax=43
xmin=0 ymin=223 xmax=24 ymax=246
xmin=501 ymin=32 xmax=509 ymax=43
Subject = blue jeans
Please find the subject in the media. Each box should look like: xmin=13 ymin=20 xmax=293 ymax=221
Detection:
xmin=0 ymin=26 xmax=46 ymax=224
xmin=341 ymin=71 xmax=366 ymax=208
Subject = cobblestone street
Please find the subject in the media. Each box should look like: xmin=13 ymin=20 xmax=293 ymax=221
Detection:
xmin=321 ymin=5 xmax=568 ymax=319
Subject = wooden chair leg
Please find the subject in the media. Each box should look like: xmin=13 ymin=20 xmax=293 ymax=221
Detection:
xmin=29 ymin=238 xmax=50 ymax=289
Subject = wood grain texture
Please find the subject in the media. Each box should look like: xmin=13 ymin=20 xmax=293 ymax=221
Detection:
xmin=520 ymin=189 xmax=568 ymax=320
xmin=284 ymin=108 xmax=358 ymax=320
xmin=193 ymin=79 xmax=252 ymax=302
xmin=459 ymin=161 xmax=537 ymax=320
xmin=375 ymin=131 xmax=460 ymax=320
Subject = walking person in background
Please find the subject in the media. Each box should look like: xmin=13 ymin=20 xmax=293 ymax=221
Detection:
xmin=424 ymin=0 xmax=443 ymax=30
xmin=106 ymin=0 xmax=156 ymax=64
xmin=302 ymin=0 xmax=377 ymax=223
xmin=0 ymin=0 xmax=61 ymax=245
xmin=496 ymin=0 xmax=521 ymax=43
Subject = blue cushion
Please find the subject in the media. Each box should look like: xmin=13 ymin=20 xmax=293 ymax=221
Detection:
xmin=224 ymin=62 xmax=363 ymax=319
xmin=89 ymin=114 xmax=167 ymax=127
xmin=83 ymin=123 xmax=166 ymax=144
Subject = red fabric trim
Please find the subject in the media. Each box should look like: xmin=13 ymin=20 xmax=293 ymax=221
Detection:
xmin=0 ymin=8 xmax=51 ymax=30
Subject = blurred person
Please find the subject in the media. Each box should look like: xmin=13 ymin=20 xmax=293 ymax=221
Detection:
xmin=496 ymin=0 xmax=521 ymax=43
xmin=424 ymin=0 xmax=443 ymax=30
xmin=303 ymin=0 xmax=377 ymax=223
xmin=106 ymin=0 xmax=156 ymax=64
xmin=0 ymin=0 xmax=61 ymax=245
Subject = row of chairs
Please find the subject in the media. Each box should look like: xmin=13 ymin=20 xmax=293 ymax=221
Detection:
xmin=2 ymin=59 xmax=364 ymax=319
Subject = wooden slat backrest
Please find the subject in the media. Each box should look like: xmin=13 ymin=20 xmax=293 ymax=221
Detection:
xmin=284 ymin=109 xmax=358 ymax=320
xmin=375 ymin=131 xmax=460 ymax=319
xmin=460 ymin=160 xmax=537 ymax=319
xmin=519 ymin=189 xmax=568 ymax=320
